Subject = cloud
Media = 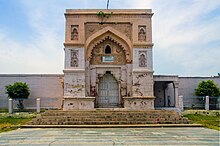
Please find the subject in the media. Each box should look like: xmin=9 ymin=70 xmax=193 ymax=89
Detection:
xmin=151 ymin=0 xmax=220 ymax=76
xmin=114 ymin=0 xmax=220 ymax=76
xmin=0 ymin=0 xmax=68 ymax=73
xmin=0 ymin=0 xmax=219 ymax=76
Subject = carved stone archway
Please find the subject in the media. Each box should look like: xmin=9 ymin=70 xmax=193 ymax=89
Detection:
xmin=85 ymin=26 xmax=132 ymax=63
xmin=90 ymin=36 xmax=126 ymax=65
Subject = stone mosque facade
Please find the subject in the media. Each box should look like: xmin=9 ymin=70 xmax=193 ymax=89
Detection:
xmin=1 ymin=9 xmax=218 ymax=111
xmin=63 ymin=9 xmax=155 ymax=110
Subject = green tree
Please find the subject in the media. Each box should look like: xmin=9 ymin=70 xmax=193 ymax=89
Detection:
xmin=195 ymin=80 xmax=220 ymax=97
xmin=5 ymin=82 xmax=30 ymax=110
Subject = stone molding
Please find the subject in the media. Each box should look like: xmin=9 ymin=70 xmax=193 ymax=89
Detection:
xmin=64 ymin=43 xmax=84 ymax=47
xmin=132 ymin=69 xmax=154 ymax=73
xmin=123 ymin=96 xmax=155 ymax=99
xmin=65 ymin=9 xmax=153 ymax=15
xmin=63 ymin=96 xmax=95 ymax=100
xmin=63 ymin=69 xmax=85 ymax=73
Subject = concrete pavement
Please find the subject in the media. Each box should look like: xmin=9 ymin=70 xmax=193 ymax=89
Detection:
xmin=0 ymin=127 xmax=219 ymax=145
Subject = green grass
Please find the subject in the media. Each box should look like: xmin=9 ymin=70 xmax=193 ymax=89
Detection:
xmin=0 ymin=113 xmax=36 ymax=133
xmin=0 ymin=109 xmax=8 ymax=113
xmin=184 ymin=114 xmax=220 ymax=131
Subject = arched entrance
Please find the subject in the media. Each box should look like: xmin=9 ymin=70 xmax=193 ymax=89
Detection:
xmin=85 ymin=28 xmax=133 ymax=109
xmin=98 ymin=73 xmax=119 ymax=108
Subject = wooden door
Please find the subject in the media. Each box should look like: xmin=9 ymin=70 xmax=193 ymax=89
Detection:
xmin=98 ymin=74 xmax=119 ymax=108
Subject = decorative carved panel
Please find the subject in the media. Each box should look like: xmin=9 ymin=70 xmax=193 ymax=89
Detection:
xmin=139 ymin=51 xmax=147 ymax=67
xmin=70 ymin=50 xmax=79 ymax=67
xmin=85 ymin=23 xmax=132 ymax=40
xmin=90 ymin=38 xmax=126 ymax=65
xmin=138 ymin=25 xmax=146 ymax=42
xmin=71 ymin=25 xmax=79 ymax=40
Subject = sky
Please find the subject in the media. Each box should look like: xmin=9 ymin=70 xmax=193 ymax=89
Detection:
xmin=0 ymin=0 xmax=219 ymax=76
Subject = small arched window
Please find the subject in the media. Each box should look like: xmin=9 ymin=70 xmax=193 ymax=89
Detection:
xmin=105 ymin=45 xmax=111 ymax=54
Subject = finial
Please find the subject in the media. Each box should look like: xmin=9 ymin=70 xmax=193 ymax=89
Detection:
xmin=107 ymin=0 xmax=110 ymax=9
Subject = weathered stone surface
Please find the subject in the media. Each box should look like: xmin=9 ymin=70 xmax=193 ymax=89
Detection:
xmin=28 ymin=109 xmax=190 ymax=125
xmin=63 ymin=97 xmax=95 ymax=110
xmin=63 ymin=9 xmax=154 ymax=110
xmin=63 ymin=71 xmax=85 ymax=97
xmin=123 ymin=97 xmax=155 ymax=110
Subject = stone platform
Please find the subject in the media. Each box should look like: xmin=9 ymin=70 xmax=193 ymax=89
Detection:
xmin=25 ymin=109 xmax=193 ymax=127
xmin=1 ymin=128 xmax=219 ymax=145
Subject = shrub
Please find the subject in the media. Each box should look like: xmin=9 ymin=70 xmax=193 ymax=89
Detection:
xmin=5 ymin=82 xmax=30 ymax=110
xmin=195 ymin=80 xmax=220 ymax=110
xmin=195 ymin=80 xmax=220 ymax=97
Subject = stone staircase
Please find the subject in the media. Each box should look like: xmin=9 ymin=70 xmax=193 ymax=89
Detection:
xmin=27 ymin=109 xmax=191 ymax=126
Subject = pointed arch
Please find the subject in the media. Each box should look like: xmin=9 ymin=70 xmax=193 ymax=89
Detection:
xmin=85 ymin=26 xmax=132 ymax=63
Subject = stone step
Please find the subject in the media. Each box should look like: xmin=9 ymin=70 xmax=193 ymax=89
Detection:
xmin=38 ymin=114 xmax=181 ymax=119
xmin=28 ymin=110 xmax=190 ymax=125
xmin=41 ymin=110 xmax=179 ymax=116
xmin=29 ymin=120 xmax=189 ymax=125
xmin=36 ymin=117 xmax=182 ymax=121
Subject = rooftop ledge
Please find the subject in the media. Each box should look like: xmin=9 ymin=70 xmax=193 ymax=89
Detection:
xmin=65 ymin=9 xmax=153 ymax=15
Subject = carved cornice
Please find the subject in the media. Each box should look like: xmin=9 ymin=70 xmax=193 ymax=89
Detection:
xmin=65 ymin=9 xmax=153 ymax=16
xmin=64 ymin=43 xmax=84 ymax=48
xmin=63 ymin=69 xmax=85 ymax=73
xmin=133 ymin=43 xmax=154 ymax=48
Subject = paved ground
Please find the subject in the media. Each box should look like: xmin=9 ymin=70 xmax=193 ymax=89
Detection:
xmin=0 ymin=127 xmax=219 ymax=146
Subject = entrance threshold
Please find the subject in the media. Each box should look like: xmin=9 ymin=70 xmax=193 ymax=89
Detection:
xmin=95 ymin=108 xmax=126 ymax=111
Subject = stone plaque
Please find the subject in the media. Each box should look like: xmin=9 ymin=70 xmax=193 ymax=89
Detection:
xmin=102 ymin=56 xmax=114 ymax=62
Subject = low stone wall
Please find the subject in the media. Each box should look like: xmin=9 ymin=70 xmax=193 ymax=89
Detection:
xmin=0 ymin=74 xmax=64 ymax=109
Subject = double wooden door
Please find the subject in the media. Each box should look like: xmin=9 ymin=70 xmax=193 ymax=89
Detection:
xmin=98 ymin=74 xmax=119 ymax=108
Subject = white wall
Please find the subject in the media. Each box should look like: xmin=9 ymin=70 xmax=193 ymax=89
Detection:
xmin=1 ymin=74 xmax=219 ymax=109
xmin=0 ymin=74 xmax=64 ymax=109
xmin=179 ymin=77 xmax=220 ymax=108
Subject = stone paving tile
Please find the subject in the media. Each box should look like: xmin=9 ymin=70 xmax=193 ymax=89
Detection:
xmin=0 ymin=127 xmax=219 ymax=146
